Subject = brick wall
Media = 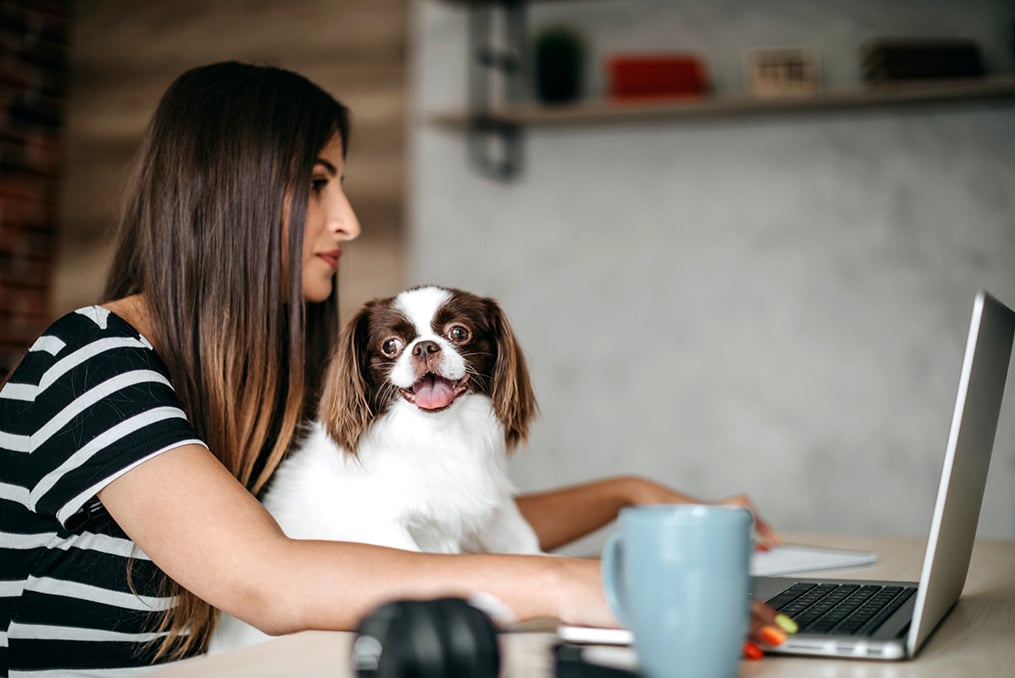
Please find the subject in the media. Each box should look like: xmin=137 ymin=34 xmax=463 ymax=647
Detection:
xmin=0 ymin=0 xmax=70 ymax=381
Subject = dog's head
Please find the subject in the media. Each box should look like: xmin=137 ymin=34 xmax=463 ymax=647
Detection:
xmin=317 ymin=286 xmax=538 ymax=454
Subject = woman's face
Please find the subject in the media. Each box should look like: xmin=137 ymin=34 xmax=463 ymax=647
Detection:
xmin=301 ymin=133 xmax=361 ymax=303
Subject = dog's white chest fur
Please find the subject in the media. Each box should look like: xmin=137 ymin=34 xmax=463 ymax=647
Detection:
xmin=268 ymin=397 xmax=530 ymax=553
xmin=209 ymin=397 xmax=540 ymax=654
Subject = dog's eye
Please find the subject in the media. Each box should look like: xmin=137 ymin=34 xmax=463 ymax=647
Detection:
xmin=380 ymin=337 xmax=404 ymax=358
xmin=446 ymin=324 xmax=471 ymax=344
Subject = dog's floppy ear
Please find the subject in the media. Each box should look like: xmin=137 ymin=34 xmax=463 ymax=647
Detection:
xmin=486 ymin=297 xmax=538 ymax=450
xmin=317 ymin=303 xmax=375 ymax=454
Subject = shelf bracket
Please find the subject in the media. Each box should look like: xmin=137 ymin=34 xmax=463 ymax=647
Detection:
xmin=466 ymin=0 xmax=526 ymax=181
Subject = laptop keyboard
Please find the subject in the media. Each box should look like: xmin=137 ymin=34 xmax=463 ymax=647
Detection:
xmin=765 ymin=582 xmax=918 ymax=635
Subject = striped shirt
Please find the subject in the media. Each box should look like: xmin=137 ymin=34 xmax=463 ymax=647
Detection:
xmin=1 ymin=306 xmax=205 ymax=676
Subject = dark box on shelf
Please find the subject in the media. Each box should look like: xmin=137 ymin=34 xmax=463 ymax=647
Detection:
xmin=861 ymin=38 xmax=985 ymax=82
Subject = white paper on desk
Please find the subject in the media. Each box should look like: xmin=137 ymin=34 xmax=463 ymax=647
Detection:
xmin=751 ymin=543 xmax=877 ymax=576
xmin=558 ymin=625 xmax=634 ymax=646
xmin=557 ymin=543 xmax=877 ymax=646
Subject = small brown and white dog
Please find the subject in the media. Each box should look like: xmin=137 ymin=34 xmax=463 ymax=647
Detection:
xmin=209 ymin=285 xmax=542 ymax=653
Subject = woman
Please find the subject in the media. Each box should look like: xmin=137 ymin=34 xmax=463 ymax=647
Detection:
xmin=0 ymin=62 xmax=787 ymax=675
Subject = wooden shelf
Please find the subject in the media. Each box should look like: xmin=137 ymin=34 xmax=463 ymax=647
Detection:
xmin=429 ymin=75 xmax=1015 ymax=128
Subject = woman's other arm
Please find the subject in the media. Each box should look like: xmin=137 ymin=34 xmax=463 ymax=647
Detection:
xmin=516 ymin=475 xmax=779 ymax=552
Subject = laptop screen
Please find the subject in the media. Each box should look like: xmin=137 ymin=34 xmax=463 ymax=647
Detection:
xmin=907 ymin=291 xmax=1015 ymax=655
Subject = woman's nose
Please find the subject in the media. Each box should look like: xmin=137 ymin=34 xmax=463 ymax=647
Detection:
xmin=332 ymin=194 xmax=361 ymax=242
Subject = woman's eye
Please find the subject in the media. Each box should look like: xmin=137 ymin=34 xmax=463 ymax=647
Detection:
xmin=311 ymin=178 xmax=328 ymax=193
xmin=447 ymin=325 xmax=471 ymax=344
xmin=380 ymin=338 xmax=404 ymax=357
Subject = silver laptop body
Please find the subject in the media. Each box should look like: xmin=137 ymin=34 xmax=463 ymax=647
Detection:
xmin=753 ymin=290 xmax=1015 ymax=660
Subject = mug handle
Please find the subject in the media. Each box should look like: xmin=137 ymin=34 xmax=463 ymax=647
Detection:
xmin=600 ymin=531 xmax=630 ymax=629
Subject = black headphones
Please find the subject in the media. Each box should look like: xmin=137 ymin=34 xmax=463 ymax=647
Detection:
xmin=351 ymin=597 xmax=501 ymax=678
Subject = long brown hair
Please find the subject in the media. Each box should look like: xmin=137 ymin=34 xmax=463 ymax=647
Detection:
xmin=103 ymin=61 xmax=349 ymax=660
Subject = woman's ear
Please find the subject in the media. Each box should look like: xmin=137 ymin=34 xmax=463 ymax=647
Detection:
xmin=487 ymin=299 xmax=538 ymax=451
xmin=318 ymin=305 xmax=375 ymax=453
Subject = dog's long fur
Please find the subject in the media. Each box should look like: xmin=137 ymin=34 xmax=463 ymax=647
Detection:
xmin=209 ymin=286 xmax=542 ymax=653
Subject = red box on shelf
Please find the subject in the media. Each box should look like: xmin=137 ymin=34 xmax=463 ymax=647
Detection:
xmin=607 ymin=54 xmax=710 ymax=100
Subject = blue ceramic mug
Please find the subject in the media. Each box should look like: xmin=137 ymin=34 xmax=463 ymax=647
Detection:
xmin=601 ymin=505 xmax=752 ymax=678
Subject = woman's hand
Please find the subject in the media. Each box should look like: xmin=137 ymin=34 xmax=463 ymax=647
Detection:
xmin=745 ymin=599 xmax=798 ymax=659
xmin=553 ymin=557 xmax=797 ymax=661
xmin=713 ymin=493 xmax=780 ymax=551
xmin=619 ymin=477 xmax=781 ymax=551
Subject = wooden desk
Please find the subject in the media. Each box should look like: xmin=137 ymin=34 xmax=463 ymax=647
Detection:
xmin=151 ymin=534 xmax=1015 ymax=677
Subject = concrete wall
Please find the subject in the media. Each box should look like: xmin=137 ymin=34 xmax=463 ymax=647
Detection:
xmin=409 ymin=0 xmax=1015 ymax=547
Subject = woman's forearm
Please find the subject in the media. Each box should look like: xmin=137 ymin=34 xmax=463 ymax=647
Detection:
xmin=99 ymin=443 xmax=617 ymax=635
xmin=277 ymin=542 xmax=613 ymax=635
xmin=516 ymin=475 xmax=780 ymax=552
xmin=515 ymin=475 xmax=700 ymax=552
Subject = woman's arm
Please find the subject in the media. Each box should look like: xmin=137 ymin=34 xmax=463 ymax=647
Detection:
xmin=97 ymin=444 xmax=614 ymax=634
xmin=516 ymin=475 xmax=779 ymax=552
xmin=514 ymin=476 xmax=693 ymax=552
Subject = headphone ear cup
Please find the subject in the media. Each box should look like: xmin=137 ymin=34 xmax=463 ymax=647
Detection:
xmin=351 ymin=600 xmax=413 ymax=677
xmin=351 ymin=598 xmax=501 ymax=678
xmin=428 ymin=597 xmax=501 ymax=677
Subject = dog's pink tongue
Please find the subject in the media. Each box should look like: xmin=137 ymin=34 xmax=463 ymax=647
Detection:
xmin=415 ymin=375 xmax=456 ymax=410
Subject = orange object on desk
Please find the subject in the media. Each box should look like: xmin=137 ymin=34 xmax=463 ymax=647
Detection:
xmin=607 ymin=54 xmax=709 ymax=100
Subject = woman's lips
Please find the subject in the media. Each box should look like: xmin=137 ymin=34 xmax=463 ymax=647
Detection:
xmin=318 ymin=249 xmax=341 ymax=270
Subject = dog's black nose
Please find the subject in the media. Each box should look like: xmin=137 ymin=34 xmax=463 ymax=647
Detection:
xmin=413 ymin=340 xmax=441 ymax=360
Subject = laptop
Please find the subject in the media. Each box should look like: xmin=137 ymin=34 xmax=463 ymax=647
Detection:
xmin=754 ymin=289 xmax=1015 ymax=660
xmin=556 ymin=290 xmax=1014 ymax=660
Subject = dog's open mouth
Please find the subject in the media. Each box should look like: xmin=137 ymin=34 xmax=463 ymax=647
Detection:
xmin=399 ymin=373 xmax=470 ymax=411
